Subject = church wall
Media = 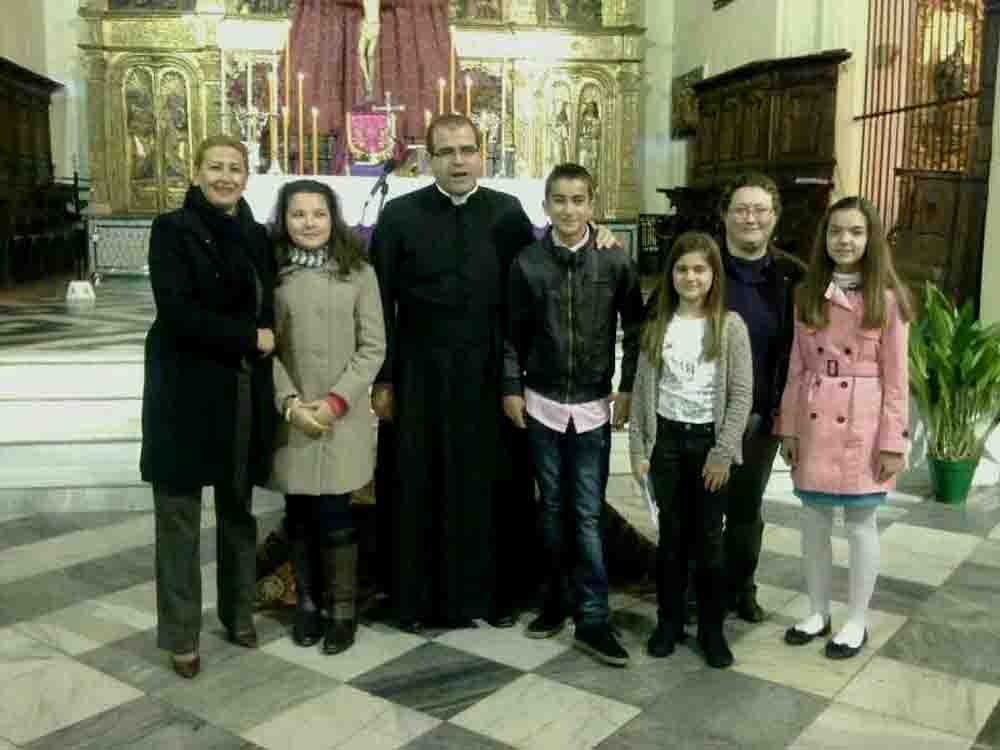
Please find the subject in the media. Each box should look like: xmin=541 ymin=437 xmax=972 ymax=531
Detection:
xmin=0 ymin=0 xmax=90 ymax=181
xmin=981 ymin=50 xmax=1000 ymax=326
xmin=655 ymin=0 xmax=868 ymax=201
xmin=639 ymin=0 xmax=674 ymax=214
xmin=0 ymin=0 xmax=47 ymax=75
xmin=44 ymin=0 xmax=90 ymax=180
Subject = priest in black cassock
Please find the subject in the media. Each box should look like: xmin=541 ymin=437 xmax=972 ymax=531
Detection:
xmin=370 ymin=114 xmax=618 ymax=630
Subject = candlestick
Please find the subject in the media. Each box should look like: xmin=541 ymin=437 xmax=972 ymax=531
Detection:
xmin=297 ymin=72 xmax=304 ymax=174
xmin=499 ymin=59 xmax=507 ymax=166
xmin=465 ymin=75 xmax=472 ymax=118
xmin=449 ymin=27 xmax=455 ymax=113
xmin=311 ymin=107 xmax=319 ymax=175
xmin=269 ymin=71 xmax=279 ymax=170
xmin=437 ymin=78 xmax=446 ymax=115
xmin=282 ymin=105 xmax=290 ymax=173
xmin=285 ymin=28 xmax=291 ymax=112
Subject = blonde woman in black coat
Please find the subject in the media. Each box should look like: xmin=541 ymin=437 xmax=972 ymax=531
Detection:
xmin=140 ymin=136 xmax=276 ymax=679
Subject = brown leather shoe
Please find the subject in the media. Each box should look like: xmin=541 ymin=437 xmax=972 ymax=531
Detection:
xmin=228 ymin=627 xmax=259 ymax=649
xmin=171 ymin=654 xmax=200 ymax=679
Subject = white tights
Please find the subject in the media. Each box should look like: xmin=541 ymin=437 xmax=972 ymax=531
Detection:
xmin=795 ymin=504 xmax=879 ymax=647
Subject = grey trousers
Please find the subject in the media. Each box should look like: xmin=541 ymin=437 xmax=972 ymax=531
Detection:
xmin=153 ymin=483 xmax=257 ymax=653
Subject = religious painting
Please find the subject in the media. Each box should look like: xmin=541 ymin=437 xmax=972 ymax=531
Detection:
xmin=546 ymin=82 xmax=573 ymax=170
xmin=160 ymin=70 xmax=193 ymax=183
xmin=671 ymin=66 xmax=702 ymax=138
xmin=576 ymin=85 xmax=602 ymax=185
xmin=124 ymin=68 xmax=156 ymax=189
xmin=542 ymin=0 xmax=602 ymax=26
xmin=108 ymin=0 xmax=196 ymax=10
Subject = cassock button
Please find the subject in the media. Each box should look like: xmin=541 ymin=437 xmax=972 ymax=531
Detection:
xmin=810 ymin=413 xmax=817 ymax=420
xmin=844 ymin=347 xmax=853 ymax=356
xmin=902 ymin=429 xmax=910 ymax=438
xmin=817 ymin=346 xmax=825 ymax=354
xmin=841 ymin=381 xmax=848 ymax=388
xmin=837 ymin=416 xmax=846 ymax=423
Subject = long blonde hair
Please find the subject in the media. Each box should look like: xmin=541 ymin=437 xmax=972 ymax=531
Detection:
xmin=640 ymin=231 xmax=726 ymax=365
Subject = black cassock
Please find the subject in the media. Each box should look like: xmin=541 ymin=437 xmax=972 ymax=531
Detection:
xmin=370 ymin=184 xmax=535 ymax=622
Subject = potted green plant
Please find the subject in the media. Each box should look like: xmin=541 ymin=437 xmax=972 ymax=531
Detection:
xmin=908 ymin=283 xmax=1000 ymax=503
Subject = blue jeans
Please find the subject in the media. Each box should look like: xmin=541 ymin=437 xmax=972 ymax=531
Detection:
xmin=527 ymin=415 xmax=610 ymax=627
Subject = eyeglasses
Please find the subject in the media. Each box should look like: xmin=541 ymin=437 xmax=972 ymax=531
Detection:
xmin=432 ymin=145 xmax=480 ymax=159
xmin=729 ymin=205 xmax=774 ymax=219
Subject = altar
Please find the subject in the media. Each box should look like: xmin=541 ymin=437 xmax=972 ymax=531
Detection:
xmin=87 ymin=175 xmax=549 ymax=278
xmin=243 ymin=175 xmax=548 ymax=227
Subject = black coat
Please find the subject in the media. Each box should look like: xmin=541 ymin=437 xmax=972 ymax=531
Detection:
xmin=140 ymin=186 xmax=276 ymax=489
xmin=503 ymin=228 xmax=644 ymax=403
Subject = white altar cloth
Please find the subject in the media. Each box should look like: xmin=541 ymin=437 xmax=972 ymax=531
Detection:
xmin=243 ymin=176 xmax=549 ymax=228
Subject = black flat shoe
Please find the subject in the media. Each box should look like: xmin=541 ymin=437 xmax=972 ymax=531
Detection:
xmin=397 ymin=618 xmax=424 ymax=634
xmin=825 ymin=629 xmax=868 ymax=660
xmin=171 ymin=654 xmax=200 ymax=679
xmin=784 ymin=618 xmax=831 ymax=646
xmin=488 ymin=612 xmax=517 ymax=629
xmin=228 ymin=627 xmax=259 ymax=649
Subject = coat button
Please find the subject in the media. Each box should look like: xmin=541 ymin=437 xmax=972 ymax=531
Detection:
xmin=841 ymin=381 xmax=848 ymax=388
xmin=844 ymin=347 xmax=853 ymax=356
xmin=810 ymin=413 xmax=817 ymax=419
xmin=837 ymin=416 xmax=846 ymax=423
xmin=817 ymin=346 xmax=824 ymax=354
xmin=902 ymin=429 xmax=910 ymax=438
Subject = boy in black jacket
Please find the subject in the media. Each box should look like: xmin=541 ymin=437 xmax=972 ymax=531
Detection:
xmin=503 ymin=163 xmax=643 ymax=666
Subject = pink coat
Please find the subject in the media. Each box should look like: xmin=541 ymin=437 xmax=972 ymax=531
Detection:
xmin=774 ymin=285 xmax=909 ymax=495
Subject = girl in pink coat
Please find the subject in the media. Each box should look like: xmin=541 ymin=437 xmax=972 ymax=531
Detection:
xmin=775 ymin=196 xmax=912 ymax=659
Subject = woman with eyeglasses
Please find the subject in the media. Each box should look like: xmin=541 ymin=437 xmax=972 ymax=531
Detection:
xmin=713 ymin=172 xmax=805 ymax=623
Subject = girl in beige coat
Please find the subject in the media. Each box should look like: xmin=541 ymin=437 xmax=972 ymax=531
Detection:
xmin=270 ymin=179 xmax=385 ymax=654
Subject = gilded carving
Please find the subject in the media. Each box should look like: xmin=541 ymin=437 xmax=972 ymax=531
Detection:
xmin=110 ymin=20 xmax=198 ymax=47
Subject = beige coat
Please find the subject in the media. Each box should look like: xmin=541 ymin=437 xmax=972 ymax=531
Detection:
xmin=270 ymin=262 xmax=385 ymax=495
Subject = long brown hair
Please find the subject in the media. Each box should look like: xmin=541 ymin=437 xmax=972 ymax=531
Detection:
xmin=271 ymin=179 xmax=365 ymax=279
xmin=796 ymin=196 xmax=912 ymax=328
xmin=640 ymin=231 xmax=727 ymax=365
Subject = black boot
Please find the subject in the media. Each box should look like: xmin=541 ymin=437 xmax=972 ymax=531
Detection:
xmin=696 ymin=570 xmax=733 ymax=669
xmin=321 ymin=529 xmax=358 ymax=655
xmin=288 ymin=520 xmax=322 ymax=647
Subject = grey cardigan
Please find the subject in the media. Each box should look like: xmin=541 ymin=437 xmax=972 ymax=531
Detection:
xmin=629 ymin=311 xmax=753 ymax=468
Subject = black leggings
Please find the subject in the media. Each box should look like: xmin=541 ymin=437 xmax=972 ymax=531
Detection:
xmin=285 ymin=493 xmax=353 ymax=537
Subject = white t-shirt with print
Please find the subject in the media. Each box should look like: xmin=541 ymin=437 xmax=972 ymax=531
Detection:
xmin=656 ymin=315 xmax=716 ymax=424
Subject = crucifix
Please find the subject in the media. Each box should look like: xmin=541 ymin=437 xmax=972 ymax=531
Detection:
xmin=373 ymin=90 xmax=406 ymax=140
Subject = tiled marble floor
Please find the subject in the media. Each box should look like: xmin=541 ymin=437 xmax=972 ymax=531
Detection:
xmin=2 ymin=277 xmax=1000 ymax=748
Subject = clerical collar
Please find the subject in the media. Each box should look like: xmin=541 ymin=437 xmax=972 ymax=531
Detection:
xmin=832 ymin=271 xmax=863 ymax=290
xmin=436 ymin=183 xmax=479 ymax=206
xmin=552 ymin=225 xmax=590 ymax=252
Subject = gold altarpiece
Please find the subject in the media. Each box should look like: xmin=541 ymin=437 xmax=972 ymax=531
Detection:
xmin=80 ymin=0 xmax=644 ymax=220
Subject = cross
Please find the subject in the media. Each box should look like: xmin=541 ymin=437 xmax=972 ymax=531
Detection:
xmin=373 ymin=90 xmax=407 ymax=140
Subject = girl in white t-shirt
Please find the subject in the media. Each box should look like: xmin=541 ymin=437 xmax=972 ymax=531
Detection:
xmin=629 ymin=231 xmax=753 ymax=668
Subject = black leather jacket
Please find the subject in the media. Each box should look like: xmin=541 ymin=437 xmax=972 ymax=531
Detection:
xmin=503 ymin=230 xmax=643 ymax=403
